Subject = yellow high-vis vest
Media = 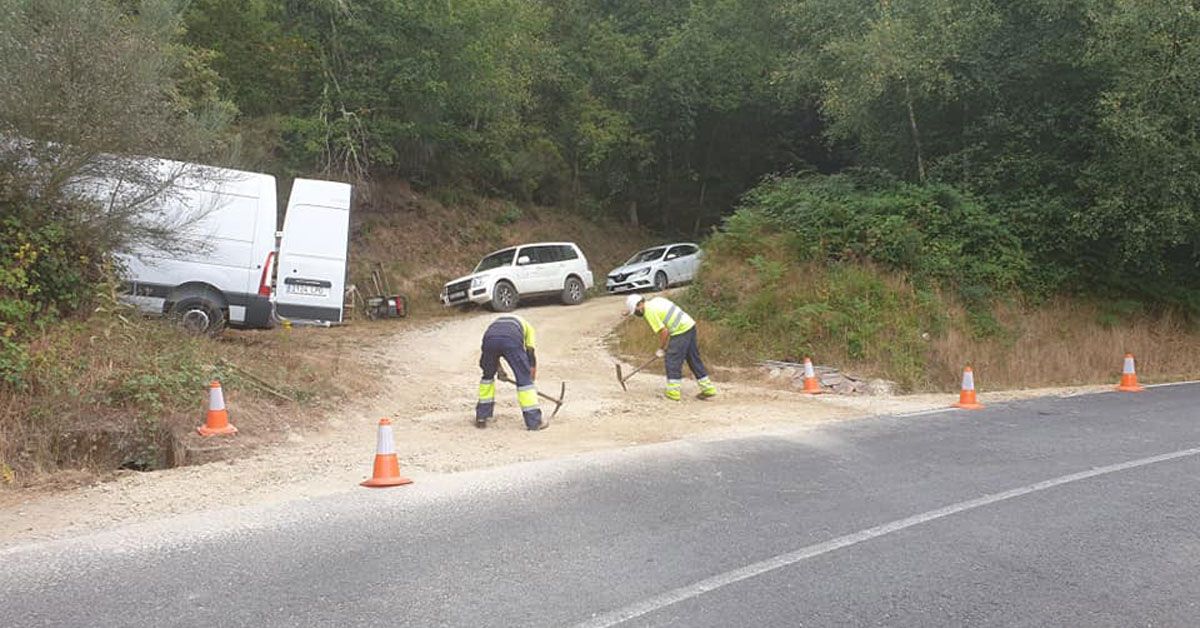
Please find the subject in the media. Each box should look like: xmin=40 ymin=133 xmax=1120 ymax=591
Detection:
xmin=643 ymin=297 xmax=695 ymax=336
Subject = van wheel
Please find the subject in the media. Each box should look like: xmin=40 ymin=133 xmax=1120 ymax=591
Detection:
xmin=168 ymin=288 xmax=227 ymax=336
xmin=561 ymin=276 xmax=585 ymax=305
xmin=490 ymin=281 xmax=518 ymax=312
xmin=653 ymin=271 xmax=669 ymax=292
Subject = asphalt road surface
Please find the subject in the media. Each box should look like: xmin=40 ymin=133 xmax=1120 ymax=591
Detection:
xmin=3 ymin=384 xmax=1200 ymax=627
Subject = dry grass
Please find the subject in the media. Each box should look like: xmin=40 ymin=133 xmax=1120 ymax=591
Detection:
xmin=617 ymin=235 xmax=1200 ymax=393
xmin=0 ymin=314 xmax=381 ymax=487
xmin=930 ymin=298 xmax=1200 ymax=390
xmin=349 ymin=179 xmax=658 ymax=318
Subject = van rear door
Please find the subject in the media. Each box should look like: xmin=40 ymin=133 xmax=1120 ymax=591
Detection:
xmin=275 ymin=179 xmax=352 ymax=323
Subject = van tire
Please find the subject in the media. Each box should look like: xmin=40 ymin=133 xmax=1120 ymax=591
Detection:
xmin=561 ymin=276 xmax=585 ymax=305
xmin=653 ymin=271 xmax=669 ymax=292
xmin=490 ymin=281 xmax=519 ymax=312
xmin=167 ymin=287 xmax=227 ymax=336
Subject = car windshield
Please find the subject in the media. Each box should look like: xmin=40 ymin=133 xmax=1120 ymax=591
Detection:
xmin=475 ymin=249 xmax=516 ymax=272
xmin=626 ymin=247 xmax=666 ymax=265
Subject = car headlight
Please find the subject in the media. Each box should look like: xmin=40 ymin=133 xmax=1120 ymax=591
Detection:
xmin=471 ymin=277 xmax=485 ymax=288
xmin=632 ymin=268 xmax=650 ymax=277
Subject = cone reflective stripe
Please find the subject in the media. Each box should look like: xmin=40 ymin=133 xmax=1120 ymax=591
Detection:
xmin=361 ymin=418 xmax=412 ymax=488
xmin=211 ymin=381 xmax=225 ymax=409
xmin=1116 ymin=353 xmax=1145 ymax=393
xmin=197 ymin=380 xmax=237 ymax=436
xmin=953 ymin=366 xmax=984 ymax=410
xmin=801 ymin=357 xmax=822 ymax=394
xmin=376 ymin=420 xmax=395 ymax=455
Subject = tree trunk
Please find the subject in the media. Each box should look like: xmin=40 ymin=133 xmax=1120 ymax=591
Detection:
xmin=902 ymin=78 xmax=927 ymax=184
xmin=628 ymin=199 xmax=639 ymax=227
xmin=572 ymin=158 xmax=580 ymax=210
xmin=663 ymin=149 xmax=673 ymax=230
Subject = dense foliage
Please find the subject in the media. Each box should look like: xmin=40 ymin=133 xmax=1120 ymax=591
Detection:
xmin=4 ymin=0 xmax=1200 ymax=336
xmin=172 ymin=0 xmax=1200 ymax=304
xmin=0 ymin=0 xmax=233 ymax=382
xmin=726 ymin=170 xmax=1029 ymax=303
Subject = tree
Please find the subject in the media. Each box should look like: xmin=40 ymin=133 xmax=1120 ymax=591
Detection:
xmin=780 ymin=0 xmax=999 ymax=182
xmin=0 ymin=0 xmax=236 ymax=382
xmin=1081 ymin=2 xmax=1200 ymax=280
xmin=0 ymin=0 xmax=236 ymax=256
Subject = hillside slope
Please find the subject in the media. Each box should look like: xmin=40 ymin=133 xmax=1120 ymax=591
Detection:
xmin=348 ymin=180 xmax=658 ymax=317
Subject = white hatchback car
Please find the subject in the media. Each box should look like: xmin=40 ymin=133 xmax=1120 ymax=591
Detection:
xmin=606 ymin=243 xmax=703 ymax=293
xmin=441 ymin=242 xmax=595 ymax=312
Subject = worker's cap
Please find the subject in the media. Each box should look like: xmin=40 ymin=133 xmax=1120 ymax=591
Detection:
xmin=624 ymin=294 xmax=644 ymax=316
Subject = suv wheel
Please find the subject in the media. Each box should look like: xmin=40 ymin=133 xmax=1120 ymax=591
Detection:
xmin=653 ymin=271 xmax=669 ymax=292
xmin=561 ymin=276 xmax=585 ymax=305
xmin=490 ymin=281 xmax=518 ymax=312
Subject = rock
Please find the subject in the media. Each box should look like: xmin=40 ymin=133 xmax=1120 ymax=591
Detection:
xmin=832 ymin=381 xmax=859 ymax=395
xmin=866 ymin=379 xmax=897 ymax=396
xmin=820 ymin=372 xmax=849 ymax=387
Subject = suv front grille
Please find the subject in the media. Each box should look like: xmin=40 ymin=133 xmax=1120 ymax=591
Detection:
xmin=446 ymin=280 xmax=471 ymax=294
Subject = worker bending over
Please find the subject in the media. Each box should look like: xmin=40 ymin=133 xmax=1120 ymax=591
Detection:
xmin=476 ymin=314 xmax=548 ymax=430
xmin=624 ymin=294 xmax=717 ymax=400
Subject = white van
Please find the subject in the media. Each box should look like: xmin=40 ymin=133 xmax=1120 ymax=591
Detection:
xmin=111 ymin=159 xmax=351 ymax=334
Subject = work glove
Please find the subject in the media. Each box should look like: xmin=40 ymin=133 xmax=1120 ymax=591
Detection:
xmin=655 ymin=349 xmax=665 ymax=359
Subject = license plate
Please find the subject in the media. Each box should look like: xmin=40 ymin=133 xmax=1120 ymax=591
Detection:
xmin=449 ymin=291 xmax=466 ymax=300
xmin=286 ymin=283 xmax=329 ymax=298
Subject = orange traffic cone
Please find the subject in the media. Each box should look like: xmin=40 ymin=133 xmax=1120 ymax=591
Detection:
xmin=197 ymin=380 xmax=237 ymax=436
xmin=953 ymin=366 xmax=984 ymax=410
xmin=800 ymin=357 xmax=823 ymax=394
xmin=361 ymin=418 xmax=413 ymax=488
xmin=1116 ymin=353 xmax=1145 ymax=393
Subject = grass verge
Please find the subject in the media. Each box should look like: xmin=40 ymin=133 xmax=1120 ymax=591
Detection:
xmin=0 ymin=311 xmax=379 ymax=488
xmin=614 ymin=236 xmax=1200 ymax=392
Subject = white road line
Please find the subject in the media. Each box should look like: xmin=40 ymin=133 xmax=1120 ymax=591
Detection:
xmin=575 ymin=445 xmax=1200 ymax=628
xmin=1146 ymin=380 xmax=1200 ymax=389
xmin=891 ymin=407 xmax=956 ymax=418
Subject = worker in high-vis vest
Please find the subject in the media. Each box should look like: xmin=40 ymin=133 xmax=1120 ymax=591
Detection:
xmin=624 ymin=294 xmax=717 ymax=401
xmin=476 ymin=314 xmax=547 ymax=430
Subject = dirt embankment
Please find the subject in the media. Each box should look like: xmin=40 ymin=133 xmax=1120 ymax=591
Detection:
xmin=0 ymin=294 xmax=1112 ymax=547
xmin=349 ymin=180 xmax=658 ymax=318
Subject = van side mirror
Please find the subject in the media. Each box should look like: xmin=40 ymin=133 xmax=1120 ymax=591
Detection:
xmin=517 ymin=255 xmax=531 ymax=265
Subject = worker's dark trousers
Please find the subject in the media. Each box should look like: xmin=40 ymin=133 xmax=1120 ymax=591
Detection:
xmin=477 ymin=333 xmax=542 ymax=429
xmin=665 ymin=327 xmax=709 ymax=381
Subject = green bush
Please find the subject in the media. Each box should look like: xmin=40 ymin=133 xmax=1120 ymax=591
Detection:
xmin=495 ymin=202 xmax=524 ymax=226
xmin=681 ymin=256 xmax=941 ymax=390
xmin=733 ymin=169 xmax=1030 ymax=303
xmin=0 ymin=188 xmax=103 ymax=386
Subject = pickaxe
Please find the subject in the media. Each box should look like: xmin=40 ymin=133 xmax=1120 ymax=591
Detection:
xmin=496 ymin=366 xmax=567 ymax=418
xmin=615 ymin=355 xmax=660 ymax=392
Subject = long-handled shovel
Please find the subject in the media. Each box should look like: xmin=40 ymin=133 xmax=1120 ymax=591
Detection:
xmin=615 ymin=355 xmax=660 ymax=392
xmin=496 ymin=366 xmax=567 ymax=418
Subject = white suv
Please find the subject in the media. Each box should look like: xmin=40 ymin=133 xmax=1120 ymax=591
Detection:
xmin=441 ymin=242 xmax=595 ymax=311
xmin=606 ymin=243 xmax=703 ymax=293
